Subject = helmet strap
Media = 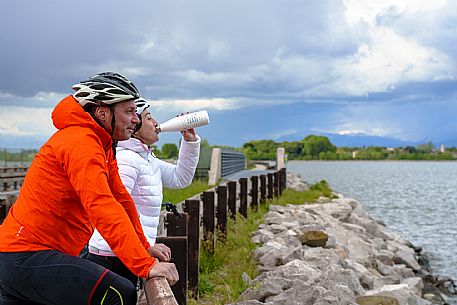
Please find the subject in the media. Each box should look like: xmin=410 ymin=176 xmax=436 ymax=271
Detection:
xmin=109 ymin=104 xmax=117 ymax=157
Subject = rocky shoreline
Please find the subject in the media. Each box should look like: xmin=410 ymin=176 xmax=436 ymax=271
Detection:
xmin=230 ymin=173 xmax=456 ymax=305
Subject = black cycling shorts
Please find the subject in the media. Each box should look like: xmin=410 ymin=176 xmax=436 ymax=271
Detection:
xmin=0 ymin=250 xmax=136 ymax=305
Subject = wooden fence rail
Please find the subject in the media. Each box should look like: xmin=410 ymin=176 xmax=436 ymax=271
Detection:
xmin=158 ymin=169 xmax=284 ymax=304
xmin=0 ymin=169 xmax=287 ymax=305
xmin=0 ymin=167 xmax=28 ymax=191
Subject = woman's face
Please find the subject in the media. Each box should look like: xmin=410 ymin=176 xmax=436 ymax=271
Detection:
xmin=135 ymin=109 xmax=159 ymax=145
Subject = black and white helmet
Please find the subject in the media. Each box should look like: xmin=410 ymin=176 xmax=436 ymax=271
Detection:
xmin=72 ymin=72 xmax=140 ymax=107
xmin=135 ymin=98 xmax=150 ymax=116
xmin=134 ymin=98 xmax=151 ymax=132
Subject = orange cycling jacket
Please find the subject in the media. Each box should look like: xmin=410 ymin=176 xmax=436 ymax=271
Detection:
xmin=0 ymin=95 xmax=155 ymax=278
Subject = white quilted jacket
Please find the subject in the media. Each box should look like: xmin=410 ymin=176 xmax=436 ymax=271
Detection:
xmin=88 ymin=136 xmax=200 ymax=255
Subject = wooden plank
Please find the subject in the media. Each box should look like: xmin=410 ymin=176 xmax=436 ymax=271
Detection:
xmin=216 ymin=186 xmax=228 ymax=241
xmin=278 ymin=170 xmax=283 ymax=196
xmin=201 ymin=191 xmax=215 ymax=253
xmin=281 ymin=168 xmax=287 ymax=190
xmin=166 ymin=212 xmax=188 ymax=237
xmin=144 ymin=277 xmax=178 ymax=305
xmin=0 ymin=199 xmax=6 ymax=223
xmin=273 ymin=172 xmax=279 ymax=198
xmin=267 ymin=173 xmax=273 ymax=200
xmin=239 ymin=178 xmax=248 ymax=218
xmin=227 ymin=181 xmax=237 ymax=220
xmin=250 ymin=176 xmax=258 ymax=211
xmin=183 ymin=199 xmax=200 ymax=299
xmin=259 ymin=175 xmax=266 ymax=205
xmin=156 ymin=236 xmax=188 ymax=305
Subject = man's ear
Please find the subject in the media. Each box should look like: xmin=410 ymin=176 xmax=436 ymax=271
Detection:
xmin=94 ymin=106 xmax=110 ymax=122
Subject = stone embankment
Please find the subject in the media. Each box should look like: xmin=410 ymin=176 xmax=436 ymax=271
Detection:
xmin=230 ymin=173 xmax=456 ymax=305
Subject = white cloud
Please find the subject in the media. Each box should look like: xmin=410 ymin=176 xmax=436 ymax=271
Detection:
xmin=310 ymin=0 xmax=456 ymax=97
xmin=149 ymin=97 xmax=242 ymax=112
xmin=343 ymin=0 xmax=447 ymax=26
xmin=331 ymin=27 xmax=453 ymax=96
xmin=208 ymin=39 xmax=231 ymax=58
xmin=0 ymin=106 xmax=55 ymax=137
xmin=0 ymin=91 xmax=64 ymax=108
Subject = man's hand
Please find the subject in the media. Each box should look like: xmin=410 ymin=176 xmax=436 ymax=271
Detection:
xmin=148 ymin=243 xmax=171 ymax=262
xmin=148 ymin=262 xmax=179 ymax=286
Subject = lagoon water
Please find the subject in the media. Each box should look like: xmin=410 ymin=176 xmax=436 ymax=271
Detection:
xmin=287 ymin=160 xmax=457 ymax=283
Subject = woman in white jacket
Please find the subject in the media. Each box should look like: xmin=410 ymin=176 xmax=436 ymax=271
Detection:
xmin=84 ymin=98 xmax=200 ymax=286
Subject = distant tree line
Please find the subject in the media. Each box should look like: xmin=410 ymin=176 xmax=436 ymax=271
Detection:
xmin=4 ymin=136 xmax=456 ymax=164
xmin=0 ymin=148 xmax=38 ymax=165
xmin=240 ymin=136 xmax=457 ymax=161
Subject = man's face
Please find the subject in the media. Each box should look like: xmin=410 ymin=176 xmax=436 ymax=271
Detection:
xmin=109 ymin=100 xmax=139 ymax=141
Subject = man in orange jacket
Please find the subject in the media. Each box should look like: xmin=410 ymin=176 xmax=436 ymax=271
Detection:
xmin=0 ymin=72 xmax=178 ymax=305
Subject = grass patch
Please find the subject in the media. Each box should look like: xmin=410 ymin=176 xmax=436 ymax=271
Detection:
xmin=190 ymin=180 xmax=334 ymax=305
xmin=190 ymin=204 xmax=269 ymax=305
xmin=272 ymin=180 xmax=336 ymax=206
xmin=163 ymin=179 xmax=211 ymax=204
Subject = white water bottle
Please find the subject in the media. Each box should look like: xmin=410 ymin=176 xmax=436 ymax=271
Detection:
xmin=158 ymin=110 xmax=210 ymax=133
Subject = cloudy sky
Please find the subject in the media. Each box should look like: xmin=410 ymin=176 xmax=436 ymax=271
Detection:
xmin=1 ymin=0 xmax=457 ymax=149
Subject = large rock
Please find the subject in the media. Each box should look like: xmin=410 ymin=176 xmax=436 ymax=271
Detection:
xmin=253 ymin=241 xmax=288 ymax=267
xmin=228 ymin=300 xmax=264 ymax=305
xmin=401 ymin=277 xmax=424 ymax=296
xmin=312 ymin=264 xmax=365 ymax=296
xmin=356 ymin=295 xmax=400 ymax=305
xmin=251 ymin=228 xmax=275 ymax=244
xmin=239 ymin=183 xmax=440 ymax=305
xmin=364 ymin=284 xmax=433 ymax=305
xmin=394 ymin=250 xmax=421 ymax=271
xmin=265 ymin=282 xmax=328 ymax=305
xmin=347 ymin=236 xmax=374 ymax=261
xmin=240 ymin=276 xmax=288 ymax=302
xmin=271 ymin=259 xmax=321 ymax=283
xmin=298 ymin=230 xmax=328 ymax=247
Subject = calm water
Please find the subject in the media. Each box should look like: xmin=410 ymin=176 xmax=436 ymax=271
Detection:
xmin=287 ymin=160 xmax=457 ymax=281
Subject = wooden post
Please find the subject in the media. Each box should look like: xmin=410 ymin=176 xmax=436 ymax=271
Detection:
xmin=201 ymin=191 xmax=215 ymax=253
xmin=158 ymin=213 xmax=188 ymax=305
xmin=5 ymin=195 xmax=16 ymax=216
xmin=278 ymin=170 xmax=283 ymax=196
xmin=144 ymin=277 xmax=178 ymax=305
xmin=250 ymin=176 xmax=258 ymax=211
xmin=227 ymin=181 xmax=237 ymax=220
xmin=156 ymin=236 xmax=188 ymax=305
xmin=239 ymin=178 xmax=248 ymax=218
xmin=0 ymin=199 xmax=6 ymax=224
xmin=267 ymin=173 xmax=273 ymax=200
xmin=281 ymin=168 xmax=287 ymax=190
xmin=273 ymin=171 xmax=279 ymax=198
xmin=166 ymin=212 xmax=188 ymax=237
xmin=183 ymin=200 xmax=200 ymax=299
xmin=259 ymin=175 xmax=266 ymax=205
xmin=216 ymin=185 xmax=227 ymax=241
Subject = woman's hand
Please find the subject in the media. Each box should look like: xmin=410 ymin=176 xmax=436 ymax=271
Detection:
xmin=178 ymin=113 xmax=197 ymax=142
